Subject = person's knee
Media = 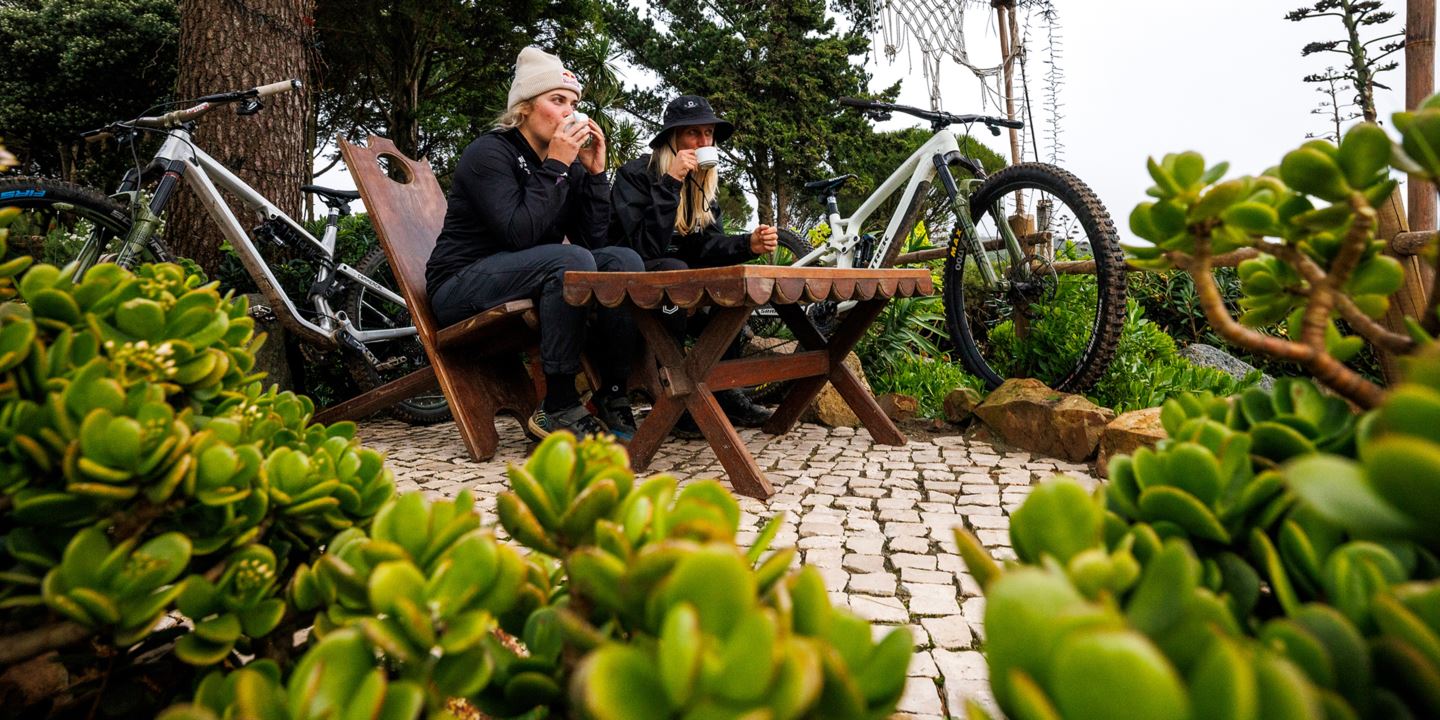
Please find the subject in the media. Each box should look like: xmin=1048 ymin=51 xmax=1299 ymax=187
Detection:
xmin=596 ymin=246 xmax=644 ymax=272
xmin=648 ymin=257 xmax=688 ymax=272
xmin=545 ymin=244 xmax=597 ymax=276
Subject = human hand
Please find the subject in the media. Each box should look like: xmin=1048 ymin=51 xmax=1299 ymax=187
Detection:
xmin=668 ymin=149 xmax=699 ymax=182
xmin=548 ymin=119 xmax=589 ymax=166
xmin=750 ymin=225 xmax=779 ymax=254
xmin=578 ymin=118 xmax=607 ymax=174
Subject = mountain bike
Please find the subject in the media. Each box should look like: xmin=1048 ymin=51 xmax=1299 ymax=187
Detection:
xmin=0 ymin=80 xmax=447 ymax=423
xmin=755 ymin=97 xmax=1125 ymax=393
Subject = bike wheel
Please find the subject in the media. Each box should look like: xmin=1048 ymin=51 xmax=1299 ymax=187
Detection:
xmin=0 ymin=177 xmax=132 ymax=267
xmin=943 ymin=163 xmax=1125 ymax=393
xmin=343 ymin=247 xmax=451 ymax=424
xmin=747 ymin=227 xmax=812 ymax=338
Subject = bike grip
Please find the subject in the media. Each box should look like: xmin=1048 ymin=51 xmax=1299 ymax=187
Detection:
xmin=256 ymin=79 xmax=301 ymax=98
xmin=838 ymin=97 xmax=871 ymax=108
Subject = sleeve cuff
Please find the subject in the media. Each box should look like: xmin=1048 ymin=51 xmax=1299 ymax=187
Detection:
xmin=540 ymin=158 xmax=571 ymax=175
xmin=659 ymin=174 xmax=683 ymax=192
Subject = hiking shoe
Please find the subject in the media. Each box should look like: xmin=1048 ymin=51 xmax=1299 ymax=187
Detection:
xmin=716 ymin=388 xmax=773 ymax=427
xmin=672 ymin=411 xmax=704 ymax=440
xmin=527 ymin=404 xmax=607 ymax=440
xmin=593 ymin=393 xmax=637 ymax=442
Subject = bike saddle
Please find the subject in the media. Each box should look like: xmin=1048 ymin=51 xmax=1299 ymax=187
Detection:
xmin=803 ymin=174 xmax=856 ymax=195
xmin=301 ymin=184 xmax=361 ymax=207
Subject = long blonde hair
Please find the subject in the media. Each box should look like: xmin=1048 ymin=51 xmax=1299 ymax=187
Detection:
xmin=650 ymin=144 xmax=717 ymax=235
xmin=493 ymin=99 xmax=535 ymax=130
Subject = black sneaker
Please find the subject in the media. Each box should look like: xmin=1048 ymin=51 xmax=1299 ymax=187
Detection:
xmin=527 ymin=404 xmax=607 ymax=440
xmin=715 ymin=388 xmax=773 ymax=427
xmin=672 ymin=411 xmax=704 ymax=440
xmin=593 ymin=394 xmax=637 ymax=442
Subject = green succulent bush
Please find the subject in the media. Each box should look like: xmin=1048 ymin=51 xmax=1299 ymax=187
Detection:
xmin=950 ymin=96 xmax=1440 ymax=719
xmin=0 ymin=208 xmax=907 ymax=717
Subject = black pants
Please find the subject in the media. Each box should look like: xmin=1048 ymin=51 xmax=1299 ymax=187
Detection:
xmin=642 ymin=256 xmax=745 ymax=362
xmin=431 ymin=244 xmax=643 ymax=379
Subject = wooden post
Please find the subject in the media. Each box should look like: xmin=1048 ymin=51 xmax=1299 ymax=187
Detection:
xmin=994 ymin=1 xmax=1033 ymax=237
xmin=1409 ymin=0 xmax=1436 ymax=234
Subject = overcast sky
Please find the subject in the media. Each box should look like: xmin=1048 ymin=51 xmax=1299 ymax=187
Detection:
xmin=869 ymin=0 xmax=1417 ymax=242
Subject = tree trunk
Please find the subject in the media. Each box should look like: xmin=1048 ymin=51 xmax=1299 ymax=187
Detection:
xmin=170 ymin=0 xmax=314 ymax=275
xmin=754 ymin=152 xmax=775 ymax=227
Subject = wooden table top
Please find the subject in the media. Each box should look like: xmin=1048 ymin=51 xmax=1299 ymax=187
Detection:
xmin=563 ymin=265 xmax=934 ymax=310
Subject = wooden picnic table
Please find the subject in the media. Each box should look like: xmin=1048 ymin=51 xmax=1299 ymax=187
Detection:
xmin=564 ymin=265 xmax=934 ymax=499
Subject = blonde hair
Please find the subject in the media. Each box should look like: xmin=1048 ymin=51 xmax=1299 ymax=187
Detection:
xmin=650 ymin=144 xmax=718 ymax=235
xmin=493 ymin=99 xmax=536 ymax=130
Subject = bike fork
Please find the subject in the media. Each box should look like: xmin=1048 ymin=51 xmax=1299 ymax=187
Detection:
xmin=932 ymin=154 xmax=1004 ymax=289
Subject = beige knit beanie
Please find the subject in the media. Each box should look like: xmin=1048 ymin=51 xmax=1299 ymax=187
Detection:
xmin=507 ymin=46 xmax=583 ymax=111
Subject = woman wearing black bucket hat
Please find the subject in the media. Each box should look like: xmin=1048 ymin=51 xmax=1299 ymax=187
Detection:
xmin=426 ymin=46 xmax=643 ymax=442
xmin=610 ymin=94 xmax=778 ymax=428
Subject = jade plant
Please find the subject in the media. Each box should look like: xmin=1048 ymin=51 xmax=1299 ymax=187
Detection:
xmin=1121 ymin=93 xmax=1440 ymax=408
xmin=946 ymin=98 xmax=1440 ymax=717
xmin=158 ymin=432 xmax=912 ymax=720
xmin=0 ymin=241 xmax=396 ymax=715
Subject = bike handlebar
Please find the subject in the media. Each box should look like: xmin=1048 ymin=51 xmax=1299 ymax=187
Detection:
xmin=81 ymin=79 xmax=302 ymax=141
xmin=838 ymin=96 xmax=1024 ymax=130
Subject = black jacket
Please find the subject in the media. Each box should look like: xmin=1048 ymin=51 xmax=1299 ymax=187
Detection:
xmin=426 ymin=128 xmax=611 ymax=293
xmin=609 ymin=154 xmax=755 ymax=268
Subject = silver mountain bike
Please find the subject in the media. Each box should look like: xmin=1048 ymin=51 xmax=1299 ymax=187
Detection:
xmin=0 ymin=80 xmax=447 ymax=423
xmin=755 ymin=97 xmax=1125 ymax=393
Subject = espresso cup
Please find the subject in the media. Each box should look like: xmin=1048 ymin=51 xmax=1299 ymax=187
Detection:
xmin=564 ymin=112 xmax=594 ymax=148
xmin=695 ymin=145 xmax=720 ymax=170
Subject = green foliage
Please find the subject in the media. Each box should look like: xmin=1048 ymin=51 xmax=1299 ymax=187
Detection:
xmin=0 ymin=0 xmax=178 ymax=182
xmin=497 ymin=433 xmax=914 ymax=719
xmin=858 ymin=294 xmax=949 ymax=379
xmin=956 ymin=359 xmax=1440 ymax=719
xmin=314 ymin=0 xmax=600 ymax=175
xmin=869 ymin=355 xmax=984 ymax=419
xmin=605 ymin=0 xmax=890 ymax=226
xmin=1093 ymin=302 xmax=1262 ymax=413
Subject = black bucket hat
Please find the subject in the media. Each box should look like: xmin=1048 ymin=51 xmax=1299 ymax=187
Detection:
xmin=649 ymin=95 xmax=735 ymax=149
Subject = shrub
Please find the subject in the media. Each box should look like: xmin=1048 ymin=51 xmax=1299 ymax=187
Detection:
xmin=950 ymin=96 xmax=1440 ymax=720
xmin=869 ymin=354 xmax=984 ymax=419
xmin=1092 ymin=301 xmax=1261 ymax=413
xmin=0 ymin=210 xmax=908 ymax=718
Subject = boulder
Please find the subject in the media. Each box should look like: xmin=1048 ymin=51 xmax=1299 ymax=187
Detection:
xmin=943 ymin=387 xmax=983 ymax=423
xmin=877 ymin=393 xmax=918 ymax=422
xmin=1181 ymin=343 xmax=1274 ymax=391
xmin=802 ymin=352 xmax=869 ymax=428
xmin=973 ymin=378 xmax=1114 ymax=462
xmin=243 ymin=293 xmax=294 ymax=393
xmin=1097 ymin=407 xmax=1168 ymax=477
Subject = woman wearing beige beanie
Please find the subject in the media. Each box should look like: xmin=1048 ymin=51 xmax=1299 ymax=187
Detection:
xmin=426 ymin=46 xmax=643 ymax=442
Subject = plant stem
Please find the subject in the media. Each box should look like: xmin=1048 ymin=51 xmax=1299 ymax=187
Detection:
xmin=0 ymin=621 xmax=92 ymax=666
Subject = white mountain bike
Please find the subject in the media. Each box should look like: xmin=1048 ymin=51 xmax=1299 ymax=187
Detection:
xmin=756 ymin=97 xmax=1125 ymax=393
xmin=0 ymin=80 xmax=446 ymax=422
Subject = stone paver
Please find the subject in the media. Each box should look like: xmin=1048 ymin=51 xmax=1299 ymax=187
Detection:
xmin=357 ymin=415 xmax=1099 ymax=719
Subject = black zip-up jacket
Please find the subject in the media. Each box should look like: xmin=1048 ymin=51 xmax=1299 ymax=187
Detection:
xmin=426 ymin=128 xmax=611 ymax=293
xmin=609 ymin=154 xmax=755 ymax=268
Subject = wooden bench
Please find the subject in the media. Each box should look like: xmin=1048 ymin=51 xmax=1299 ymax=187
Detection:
xmin=313 ymin=135 xmax=538 ymax=461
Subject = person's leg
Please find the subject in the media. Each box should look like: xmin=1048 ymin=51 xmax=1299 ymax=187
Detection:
xmin=586 ymin=246 xmax=646 ymax=439
xmin=643 ymin=256 xmax=690 ymax=345
xmin=429 ymin=244 xmax=605 ymax=437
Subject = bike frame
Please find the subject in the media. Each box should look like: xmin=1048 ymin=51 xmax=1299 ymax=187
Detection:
xmin=788 ymin=126 xmax=1027 ymax=289
xmin=87 ymin=128 xmax=413 ymax=350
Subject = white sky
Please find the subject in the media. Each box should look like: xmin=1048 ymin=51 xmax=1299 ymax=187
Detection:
xmin=866 ymin=0 xmax=1416 ymax=242
xmin=321 ymin=0 xmax=1425 ymax=242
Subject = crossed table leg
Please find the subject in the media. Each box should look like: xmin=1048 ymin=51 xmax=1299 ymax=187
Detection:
xmin=625 ymin=298 xmax=907 ymax=499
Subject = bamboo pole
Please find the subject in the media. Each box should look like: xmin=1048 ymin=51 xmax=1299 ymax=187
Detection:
xmin=1409 ymin=0 xmax=1436 ymax=234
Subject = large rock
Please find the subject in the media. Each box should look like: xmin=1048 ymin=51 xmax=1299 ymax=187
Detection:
xmin=243 ymin=293 xmax=294 ymax=393
xmin=973 ymin=378 xmax=1114 ymax=462
xmin=803 ymin=352 xmax=870 ymax=428
xmin=877 ymin=393 xmax=918 ymax=422
xmin=1097 ymin=407 xmax=1167 ymax=477
xmin=1181 ymin=343 xmax=1274 ymax=391
xmin=943 ymin=387 xmax=982 ymax=424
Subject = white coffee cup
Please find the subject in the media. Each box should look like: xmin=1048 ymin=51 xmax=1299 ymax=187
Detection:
xmin=564 ymin=111 xmax=593 ymax=148
xmin=695 ymin=145 xmax=720 ymax=170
